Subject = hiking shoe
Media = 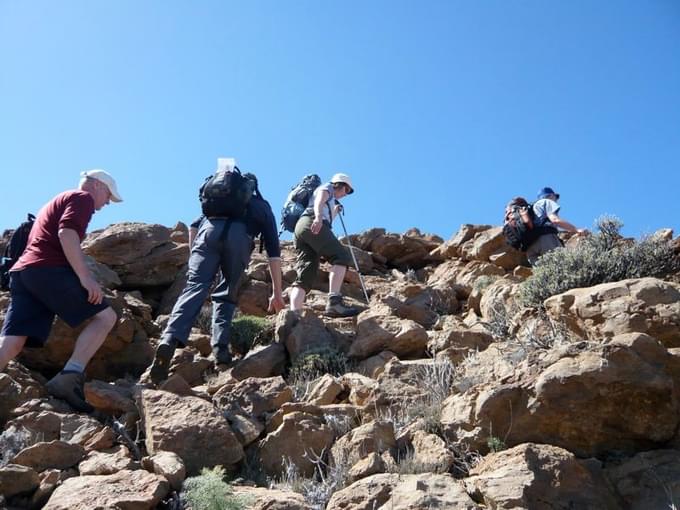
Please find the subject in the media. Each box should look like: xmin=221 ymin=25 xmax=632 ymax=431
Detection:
xmin=212 ymin=346 xmax=233 ymax=365
xmin=325 ymin=295 xmax=360 ymax=318
xmin=46 ymin=371 xmax=94 ymax=413
xmin=149 ymin=342 xmax=175 ymax=385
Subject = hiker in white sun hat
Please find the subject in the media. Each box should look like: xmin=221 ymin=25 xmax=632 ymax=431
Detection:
xmin=289 ymin=172 xmax=360 ymax=317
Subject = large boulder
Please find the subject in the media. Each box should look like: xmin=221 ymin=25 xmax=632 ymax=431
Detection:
xmin=545 ymin=277 xmax=680 ymax=346
xmin=326 ymin=473 xmax=481 ymax=510
xmin=43 ymin=470 xmax=168 ymax=510
xmin=83 ymin=222 xmax=188 ymax=287
xmin=441 ymin=333 xmax=680 ymax=457
xmin=465 ymin=443 xmax=620 ymax=509
xmin=138 ymin=389 xmax=243 ymax=475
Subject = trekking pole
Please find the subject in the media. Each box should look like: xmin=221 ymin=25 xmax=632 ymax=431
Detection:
xmin=338 ymin=211 xmax=370 ymax=304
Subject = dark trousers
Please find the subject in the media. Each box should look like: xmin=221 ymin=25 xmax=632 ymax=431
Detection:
xmin=164 ymin=219 xmax=253 ymax=349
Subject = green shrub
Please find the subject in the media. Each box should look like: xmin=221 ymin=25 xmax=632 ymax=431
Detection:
xmin=288 ymin=344 xmax=349 ymax=381
xmin=520 ymin=216 xmax=679 ymax=308
xmin=182 ymin=466 xmax=248 ymax=510
xmin=230 ymin=315 xmax=271 ymax=356
xmin=487 ymin=435 xmax=506 ymax=453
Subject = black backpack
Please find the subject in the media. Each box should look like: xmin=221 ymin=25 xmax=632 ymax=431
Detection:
xmin=199 ymin=167 xmax=257 ymax=219
xmin=280 ymin=174 xmax=322 ymax=233
xmin=502 ymin=197 xmax=556 ymax=251
xmin=0 ymin=213 xmax=36 ymax=291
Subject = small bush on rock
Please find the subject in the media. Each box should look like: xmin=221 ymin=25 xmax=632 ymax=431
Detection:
xmin=289 ymin=344 xmax=350 ymax=381
xmin=183 ymin=466 xmax=248 ymax=510
xmin=520 ymin=216 xmax=680 ymax=307
xmin=230 ymin=315 xmax=271 ymax=356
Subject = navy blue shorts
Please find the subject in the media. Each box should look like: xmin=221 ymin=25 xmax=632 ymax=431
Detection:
xmin=1 ymin=266 xmax=110 ymax=347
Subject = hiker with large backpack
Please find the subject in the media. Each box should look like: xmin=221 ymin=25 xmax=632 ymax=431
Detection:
xmin=288 ymin=173 xmax=360 ymax=317
xmin=0 ymin=170 xmax=123 ymax=412
xmin=505 ymin=186 xmax=588 ymax=266
xmin=149 ymin=158 xmax=284 ymax=385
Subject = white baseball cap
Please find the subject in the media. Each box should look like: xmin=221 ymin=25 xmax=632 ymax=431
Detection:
xmin=81 ymin=169 xmax=123 ymax=202
xmin=330 ymin=173 xmax=354 ymax=194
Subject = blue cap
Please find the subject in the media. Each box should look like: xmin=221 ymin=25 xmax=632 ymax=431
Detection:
xmin=537 ymin=187 xmax=559 ymax=200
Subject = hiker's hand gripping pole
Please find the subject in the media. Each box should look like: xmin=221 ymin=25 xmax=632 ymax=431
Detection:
xmin=338 ymin=211 xmax=370 ymax=305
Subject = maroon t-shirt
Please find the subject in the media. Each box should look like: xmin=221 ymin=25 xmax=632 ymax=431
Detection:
xmin=12 ymin=190 xmax=95 ymax=271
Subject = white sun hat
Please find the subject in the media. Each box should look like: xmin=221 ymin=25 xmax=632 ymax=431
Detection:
xmin=81 ymin=169 xmax=123 ymax=202
xmin=330 ymin=173 xmax=354 ymax=194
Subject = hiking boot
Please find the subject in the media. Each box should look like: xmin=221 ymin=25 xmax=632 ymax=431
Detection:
xmin=212 ymin=346 xmax=233 ymax=365
xmin=149 ymin=342 xmax=175 ymax=385
xmin=325 ymin=295 xmax=360 ymax=318
xmin=46 ymin=371 xmax=94 ymax=413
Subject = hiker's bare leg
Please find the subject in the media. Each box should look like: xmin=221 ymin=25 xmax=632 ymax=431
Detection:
xmin=68 ymin=308 xmax=117 ymax=367
xmin=328 ymin=265 xmax=347 ymax=295
xmin=0 ymin=335 xmax=27 ymax=371
xmin=289 ymin=286 xmax=306 ymax=311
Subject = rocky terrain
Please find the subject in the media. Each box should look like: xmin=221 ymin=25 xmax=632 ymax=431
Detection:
xmin=1 ymin=221 xmax=680 ymax=509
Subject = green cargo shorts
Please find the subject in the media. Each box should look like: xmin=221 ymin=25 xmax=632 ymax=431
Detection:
xmin=293 ymin=215 xmax=353 ymax=292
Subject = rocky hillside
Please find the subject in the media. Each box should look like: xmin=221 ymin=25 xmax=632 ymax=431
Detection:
xmin=2 ymin=221 xmax=680 ymax=509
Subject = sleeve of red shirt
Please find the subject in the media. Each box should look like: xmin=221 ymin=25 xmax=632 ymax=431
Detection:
xmin=59 ymin=193 xmax=95 ymax=240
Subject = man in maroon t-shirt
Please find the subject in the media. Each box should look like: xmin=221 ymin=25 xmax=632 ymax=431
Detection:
xmin=0 ymin=170 xmax=123 ymax=412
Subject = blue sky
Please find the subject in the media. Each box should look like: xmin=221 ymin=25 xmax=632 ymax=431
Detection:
xmin=1 ymin=1 xmax=679 ymax=240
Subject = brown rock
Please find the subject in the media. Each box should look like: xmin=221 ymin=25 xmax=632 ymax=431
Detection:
xmin=411 ymin=430 xmax=454 ymax=473
xmin=83 ymin=222 xmax=189 ymax=287
xmin=0 ymin=364 xmax=46 ymax=426
xmin=139 ymin=389 xmax=243 ymax=475
xmin=441 ymin=333 xmax=680 ymax=457
xmin=276 ymin=309 xmax=335 ymax=361
xmin=0 ymin=464 xmax=40 ymax=498
xmin=225 ymin=412 xmax=264 ymax=446
xmin=342 ymin=372 xmax=379 ymax=406
xmin=460 ymin=226 xmax=507 ymax=262
xmin=12 ymin=440 xmax=85 ymax=472
xmin=347 ymin=452 xmax=386 ymax=482
xmin=330 ymin=420 xmax=396 ymax=467
xmin=356 ymin=351 xmax=397 ymax=378
xmin=428 ymin=319 xmax=494 ymax=358
xmin=306 ymin=374 xmax=344 ymax=405
xmin=158 ymin=374 xmax=196 ymax=397
xmin=545 ymin=277 xmax=680 ymax=346
xmin=258 ymin=412 xmax=335 ymax=477
xmin=213 ymin=376 xmax=293 ymax=419
xmin=43 ymin=469 xmax=168 ymax=510
xmin=466 ymin=443 xmax=620 ymax=509
xmin=351 ymin=311 xmax=428 ymax=360
xmin=605 ymin=449 xmax=680 ymax=509
xmin=84 ymin=380 xmax=136 ymax=414
xmin=231 ymin=343 xmax=287 ymax=380
xmin=326 ymin=473 xmax=481 ymax=510
xmin=232 ymin=486 xmax=314 ymax=510
xmin=142 ymin=451 xmax=186 ymax=491
xmin=78 ymin=445 xmax=135 ymax=475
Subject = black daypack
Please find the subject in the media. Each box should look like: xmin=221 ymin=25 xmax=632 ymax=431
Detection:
xmin=280 ymin=174 xmax=322 ymax=233
xmin=0 ymin=213 xmax=36 ymax=291
xmin=502 ymin=197 xmax=557 ymax=251
xmin=199 ymin=167 xmax=257 ymax=219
